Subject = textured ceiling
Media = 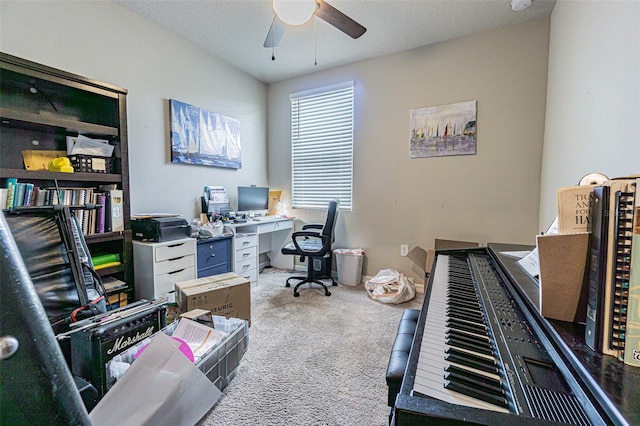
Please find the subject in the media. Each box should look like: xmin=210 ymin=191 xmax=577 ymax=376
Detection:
xmin=113 ymin=0 xmax=555 ymax=84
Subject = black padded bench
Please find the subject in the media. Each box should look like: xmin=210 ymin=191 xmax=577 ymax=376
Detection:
xmin=386 ymin=308 xmax=420 ymax=417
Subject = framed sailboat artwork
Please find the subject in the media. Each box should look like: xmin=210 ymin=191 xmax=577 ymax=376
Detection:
xmin=169 ymin=99 xmax=242 ymax=169
xmin=410 ymin=100 xmax=477 ymax=158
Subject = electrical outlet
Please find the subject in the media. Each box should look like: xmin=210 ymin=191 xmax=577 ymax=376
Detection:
xmin=400 ymin=244 xmax=409 ymax=257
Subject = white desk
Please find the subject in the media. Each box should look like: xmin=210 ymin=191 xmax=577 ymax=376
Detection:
xmin=227 ymin=217 xmax=293 ymax=283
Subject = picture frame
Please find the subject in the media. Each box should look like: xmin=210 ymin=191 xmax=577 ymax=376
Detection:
xmin=410 ymin=100 xmax=477 ymax=158
xmin=170 ymin=99 xmax=242 ymax=169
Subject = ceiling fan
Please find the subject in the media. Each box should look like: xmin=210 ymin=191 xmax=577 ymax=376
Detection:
xmin=263 ymin=0 xmax=367 ymax=48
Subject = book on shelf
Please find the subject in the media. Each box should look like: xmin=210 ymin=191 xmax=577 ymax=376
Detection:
xmin=105 ymin=189 xmax=124 ymax=232
xmin=624 ymin=178 xmax=640 ymax=366
xmin=0 ymin=188 xmax=7 ymax=209
xmin=557 ymin=185 xmax=597 ymax=234
xmin=22 ymin=183 xmax=34 ymax=206
xmin=14 ymin=182 xmax=26 ymax=207
xmin=609 ymin=189 xmax=634 ymax=358
xmin=102 ymin=276 xmax=127 ymax=292
xmin=600 ymin=178 xmax=637 ymax=358
xmin=96 ymin=193 xmax=107 ymax=233
xmin=585 ymin=185 xmax=610 ymax=352
xmin=5 ymin=178 xmax=17 ymax=209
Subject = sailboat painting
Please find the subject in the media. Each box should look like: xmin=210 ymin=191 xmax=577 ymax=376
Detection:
xmin=410 ymin=100 xmax=477 ymax=158
xmin=170 ymin=99 xmax=242 ymax=169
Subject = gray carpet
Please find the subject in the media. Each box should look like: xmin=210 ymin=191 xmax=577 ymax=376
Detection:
xmin=197 ymin=269 xmax=424 ymax=426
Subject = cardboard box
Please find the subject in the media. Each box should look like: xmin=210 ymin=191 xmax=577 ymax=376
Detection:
xmin=537 ymin=233 xmax=590 ymax=323
xmin=175 ymin=273 xmax=251 ymax=325
xmin=22 ymin=150 xmax=67 ymax=171
xmin=408 ymin=239 xmax=480 ymax=280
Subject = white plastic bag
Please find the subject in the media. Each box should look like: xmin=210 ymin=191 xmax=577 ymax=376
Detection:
xmin=364 ymin=269 xmax=416 ymax=304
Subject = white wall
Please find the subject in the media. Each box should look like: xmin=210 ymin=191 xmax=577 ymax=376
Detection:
xmin=0 ymin=1 xmax=268 ymax=220
xmin=539 ymin=1 xmax=640 ymax=229
xmin=268 ymin=19 xmax=551 ymax=282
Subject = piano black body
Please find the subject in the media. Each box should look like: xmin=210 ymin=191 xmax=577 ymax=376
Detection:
xmin=392 ymin=243 xmax=639 ymax=425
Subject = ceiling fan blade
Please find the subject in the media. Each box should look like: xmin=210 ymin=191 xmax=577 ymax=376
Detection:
xmin=264 ymin=16 xmax=287 ymax=48
xmin=315 ymin=0 xmax=367 ymax=39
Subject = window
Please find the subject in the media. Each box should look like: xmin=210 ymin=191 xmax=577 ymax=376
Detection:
xmin=290 ymin=81 xmax=354 ymax=211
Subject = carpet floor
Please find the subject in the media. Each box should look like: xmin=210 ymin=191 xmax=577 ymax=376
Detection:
xmin=196 ymin=268 xmax=423 ymax=426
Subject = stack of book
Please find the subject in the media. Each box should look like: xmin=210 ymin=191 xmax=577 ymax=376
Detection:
xmin=1 ymin=179 xmax=124 ymax=236
xmin=574 ymin=176 xmax=640 ymax=366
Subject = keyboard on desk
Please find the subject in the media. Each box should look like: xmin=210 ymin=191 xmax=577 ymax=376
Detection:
xmin=252 ymin=216 xmax=279 ymax=222
xmin=392 ymin=248 xmax=612 ymax=425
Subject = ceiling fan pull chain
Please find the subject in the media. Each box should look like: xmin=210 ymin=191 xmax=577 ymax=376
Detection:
xmin=271 ymin=14 xmax=276 ymax=60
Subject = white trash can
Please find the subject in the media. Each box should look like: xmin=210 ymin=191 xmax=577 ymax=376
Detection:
xmin=334 ymin=248 xmax=365 ymax=286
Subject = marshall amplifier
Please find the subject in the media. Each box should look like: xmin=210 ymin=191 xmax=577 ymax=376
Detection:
xmin=67 ymin=300 xmax=167 ymax=398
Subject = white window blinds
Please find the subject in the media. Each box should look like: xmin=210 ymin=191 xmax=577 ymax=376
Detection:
xmin=290 ymin=81 xmax=354 ymax=210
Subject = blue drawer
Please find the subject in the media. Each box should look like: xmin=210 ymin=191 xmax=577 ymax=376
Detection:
xmin=197 ymin=236 xmax=231 ymax=277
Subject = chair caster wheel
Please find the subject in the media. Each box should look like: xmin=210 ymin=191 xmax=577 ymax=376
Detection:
xmin=294 ymin=292 xmax=300 ymax=297
xmin=286 ymin=283 xmax=291 ymax=287
xmin=332 ymin=282 xmax=338 ymax=286
xmin=326 ymin=291 xmax=331 ymax=296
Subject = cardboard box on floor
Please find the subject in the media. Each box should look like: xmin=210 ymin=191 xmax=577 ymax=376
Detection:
xmin=407 ymin=239 xmax=480 ymax=282
xmin=175 ymin=272 xmax=251 ymax=325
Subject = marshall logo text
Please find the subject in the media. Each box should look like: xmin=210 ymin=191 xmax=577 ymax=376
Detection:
xmin=106 ymin=326 xmax=155 ymax=355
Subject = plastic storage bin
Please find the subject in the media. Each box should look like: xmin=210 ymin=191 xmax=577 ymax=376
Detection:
xmin=334 ymin=248 xmax=365 ymax=286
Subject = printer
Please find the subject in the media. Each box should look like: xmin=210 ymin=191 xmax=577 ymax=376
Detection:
xmin=131 ymin=217 xmax=191 ymax=242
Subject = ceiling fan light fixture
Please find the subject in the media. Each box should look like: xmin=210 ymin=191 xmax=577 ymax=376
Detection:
xmin=511 ymin=0 xmax=532 ymax=11
xmin=273 ymin=0 xmax=316 ymax=26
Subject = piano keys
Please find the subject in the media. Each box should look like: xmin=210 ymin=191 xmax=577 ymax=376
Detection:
xmin=392 ymin=246 xmax=630 ymax=425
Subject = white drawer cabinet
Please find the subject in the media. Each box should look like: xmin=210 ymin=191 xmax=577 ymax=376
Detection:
xmin=233 ymin=233 xmax=258 ymax=284
xmin=133 ymin=237 xmax=197 ymax=302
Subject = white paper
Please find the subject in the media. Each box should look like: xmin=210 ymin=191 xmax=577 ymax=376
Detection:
xmin=173 ymin=318 xmax=228 ymax=363
xmin=517 ymin=247 xmax=540 ymax=278
xmin=89 ymin=332 xmax=221 ymax=426
xmin=500 ymin=250 xmax=531 ymax=259
xmin=544 ymin=216 xmax=559 ymax=236
xmin=67 ymin=134 xmax=114 ymax=157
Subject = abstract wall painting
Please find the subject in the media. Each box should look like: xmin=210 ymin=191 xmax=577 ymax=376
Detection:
xmin=170 ymin=99 xmax=242 ymax=169
xmin=410 ymin=100 xmax=477 ymax=158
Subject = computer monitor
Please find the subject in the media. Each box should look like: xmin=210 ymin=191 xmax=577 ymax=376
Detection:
xmin=237 ymin=186 xmax=269 ymax=217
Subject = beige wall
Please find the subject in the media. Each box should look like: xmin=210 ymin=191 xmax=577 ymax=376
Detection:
xmin=268 ymin=19 xmax=551 ymax=282
xmin=540 ymin=0 xmax=640 ymax=229
xmin=0 ymin=1 xmax=268 ymax=220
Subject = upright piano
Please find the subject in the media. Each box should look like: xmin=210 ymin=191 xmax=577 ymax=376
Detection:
xmin=392 ymin=243 xmax=639 ymax=425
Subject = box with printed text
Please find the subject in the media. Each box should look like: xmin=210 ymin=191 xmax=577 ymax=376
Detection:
xmin=175 ymin=272 xmax=251 ymax=325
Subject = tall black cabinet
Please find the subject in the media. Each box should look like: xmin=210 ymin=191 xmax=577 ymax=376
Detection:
xmin=0 ymin=52 xmax=133 ymax=299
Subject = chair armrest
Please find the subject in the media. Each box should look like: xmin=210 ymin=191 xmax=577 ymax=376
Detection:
xmin=302 ymin=223 xmax=323 ymax=230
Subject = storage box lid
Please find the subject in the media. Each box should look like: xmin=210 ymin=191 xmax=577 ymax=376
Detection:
xmin=175 ymin=272 xmax=247 ymax=294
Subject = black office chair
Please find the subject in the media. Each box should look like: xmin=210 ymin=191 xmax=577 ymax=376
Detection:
xmin=281 ymin=200 xmax=339 ymax=297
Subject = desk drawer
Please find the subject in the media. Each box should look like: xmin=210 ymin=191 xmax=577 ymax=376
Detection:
xmin=236 ymin=268 xmax=257 ymax=284
xmin=197 ymin=240 xmax=231 ymax=270
xmin=235 ymin=246 xmax=256 ymax=262
xmin=155 ymin=266 xmax=196 ymax=301
xmin=257 ymin=220 xmax=292 ymax=233
xmin=235 ymin=233 xmax=257 ymax=249
xmin=235 ymin=256 xmax=256 ymax=275
xmin=156 ymin=253 xmax=195 ymax=275
xmin=155 ymin=239 xmax=196 ymax=262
